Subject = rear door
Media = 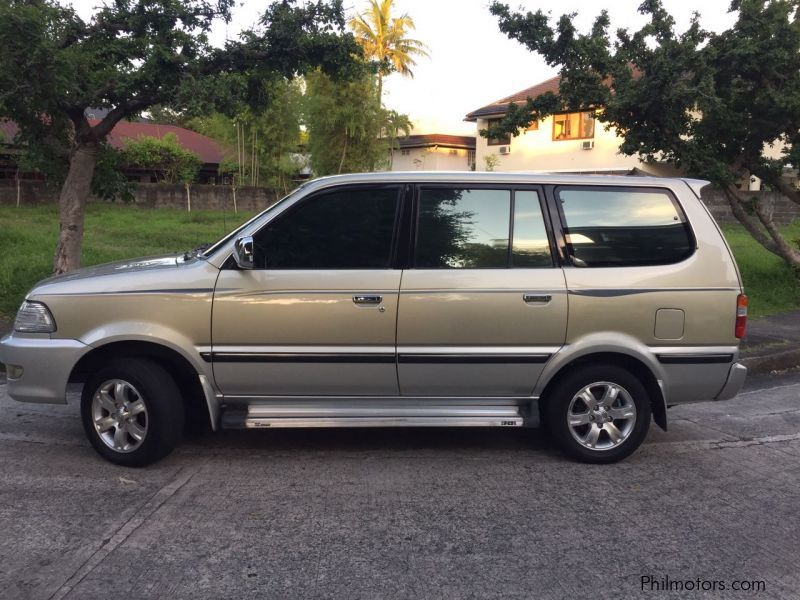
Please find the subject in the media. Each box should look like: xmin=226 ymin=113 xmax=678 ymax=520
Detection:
xmin=396 ymin=185 xmax=568 ymax=397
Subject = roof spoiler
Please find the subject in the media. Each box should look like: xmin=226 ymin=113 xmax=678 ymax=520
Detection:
xmin=682 ymin=178 xmax=711 ymax=198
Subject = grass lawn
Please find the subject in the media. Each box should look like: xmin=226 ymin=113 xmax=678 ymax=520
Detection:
xmin=0 ymin=203 xmax=254 ymax=318
xmin=0 ymin=204 xmax=798 ymax=320
xmin=721 ymin=222 xmax=800 ymax=317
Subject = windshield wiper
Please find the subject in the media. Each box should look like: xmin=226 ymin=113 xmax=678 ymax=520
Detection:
xmin=183 ymin=243 xmax=210 ymax=260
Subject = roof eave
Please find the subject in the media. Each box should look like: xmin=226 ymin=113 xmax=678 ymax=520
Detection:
xmin=464 ymin=108 xmax=509 ymax=122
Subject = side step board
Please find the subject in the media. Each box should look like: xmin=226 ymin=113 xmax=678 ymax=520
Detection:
xmin=221 ymin=402 xmax=528 ymax=429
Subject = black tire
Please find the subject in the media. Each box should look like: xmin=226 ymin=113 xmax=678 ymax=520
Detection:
xmin=543 ymin=364 xmax=651 ymax=464
xmin=81 ymin=358 xmax=184 ymax=467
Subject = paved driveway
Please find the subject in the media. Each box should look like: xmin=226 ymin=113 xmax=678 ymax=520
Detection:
xmin=1 ymin=372 xmax=799 ymax=600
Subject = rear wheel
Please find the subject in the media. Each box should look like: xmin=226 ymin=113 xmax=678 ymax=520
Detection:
xmin=543 ymin=364 xmax=651 ymax=463
xmin=81 ymin=358 xmax=184 ymax=467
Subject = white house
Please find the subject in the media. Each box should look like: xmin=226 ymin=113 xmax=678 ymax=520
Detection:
xmin=465 ymin=76 xmax=677 ymax=176
xmin=388 ymin=134 xmax=476 ymax=172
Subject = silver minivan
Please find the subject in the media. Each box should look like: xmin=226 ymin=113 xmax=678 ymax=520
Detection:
xmin=0 ymin=173 xmax=748 ymax=465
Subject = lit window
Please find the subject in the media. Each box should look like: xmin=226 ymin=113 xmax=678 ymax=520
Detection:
xmin=552 ymin=111 xmax=595 ymax=141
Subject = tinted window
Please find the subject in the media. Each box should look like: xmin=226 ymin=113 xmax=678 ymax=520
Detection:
xmin=512 ymin=191 xmax=552 ymax=267
xmin=558 ymin=188 xmax=693 ymax=267
xmin=416 ymin=188 xmax=511 ymax=268
xmin=253 ymin=187 xmax=399 ymax=269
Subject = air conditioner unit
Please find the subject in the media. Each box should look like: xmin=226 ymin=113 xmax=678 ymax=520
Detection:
xmin=581 ymin=140 xmax=594 ymax=150
xmin=498 ymin=146 xmax=511 ymax=155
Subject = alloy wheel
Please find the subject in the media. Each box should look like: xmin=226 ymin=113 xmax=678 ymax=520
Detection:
xmin=566 ymin=381 xmax=637 ymax=451
xmin=91 ymin=379 xmax=148 ymax=453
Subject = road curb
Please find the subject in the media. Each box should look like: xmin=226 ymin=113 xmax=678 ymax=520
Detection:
xmin=741 ymin=348 xmax=800 ymax=375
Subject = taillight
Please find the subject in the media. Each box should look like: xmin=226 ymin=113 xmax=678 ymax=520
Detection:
xmin=735 ymin=294 xmax=748 ymax=338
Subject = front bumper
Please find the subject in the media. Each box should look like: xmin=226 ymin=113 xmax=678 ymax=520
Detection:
xmin=0 ymin=333 xmax=89 ymax=404
xmin=715 ymin=362 xmax=748 ymax=401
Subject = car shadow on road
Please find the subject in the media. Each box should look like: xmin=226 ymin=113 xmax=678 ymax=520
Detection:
xmin=181 ymin=425 xmax=565 ymax=460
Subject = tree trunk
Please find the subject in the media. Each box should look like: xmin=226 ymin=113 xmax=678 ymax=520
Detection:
xmin=338 ymin=133 xmax=349 ymax=174
xmin=752 ymin=195 xmax=800 ymax=267
xmin=724 ymin=185 xmax=800 ymax=269
xmin=185 ymin=182 xmax=192 ymax=212
xmin=53 ymin=141 xmax=99 ymax=275
xmin=757 ymin=170 xmax=800 ymax=208
xmin=232 ymin=185 xmax=238 ymax=214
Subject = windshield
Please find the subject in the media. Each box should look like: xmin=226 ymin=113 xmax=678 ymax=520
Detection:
xmin=200 ymin=183 xmax=309 ymax=258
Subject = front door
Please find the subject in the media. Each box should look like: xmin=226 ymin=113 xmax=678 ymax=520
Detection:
xmin=211 ymin=184 xmax=403 ymax=397
xmin=397 ymin=186 xmax=568 ymax=396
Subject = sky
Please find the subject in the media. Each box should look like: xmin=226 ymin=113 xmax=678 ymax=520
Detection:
xmin=68 ymin=0 xmax=738 ymax=136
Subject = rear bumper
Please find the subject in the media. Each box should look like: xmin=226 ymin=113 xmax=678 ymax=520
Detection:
xmin=0 ymin=333 xmax=89 ymax=404
xmin=715 ymin=362 xmax=747 ymax=401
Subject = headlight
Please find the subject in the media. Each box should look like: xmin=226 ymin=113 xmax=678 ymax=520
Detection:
xmin=14 ymin=301 xmax=57 ymax=333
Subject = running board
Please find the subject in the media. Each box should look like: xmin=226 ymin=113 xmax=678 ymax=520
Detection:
xmin=221 ymin=402 xmax=528 ymax=429
xmin=228 ymin=416 xmax=523 ymax=429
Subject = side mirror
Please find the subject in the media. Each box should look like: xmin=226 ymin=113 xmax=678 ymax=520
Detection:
xmin=233 ymin=236 xmax=255 ymax=270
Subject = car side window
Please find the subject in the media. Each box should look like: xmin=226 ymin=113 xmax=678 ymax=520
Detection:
xmin=512 ymin=191 xmax=553 ymax=268
xmin=415 ymin=187 xmax=552 ymax=269
xmin=557 ymin=187 xmax=693 ymax=267
xmin=253 ymin=186 xmax=400 ymax=269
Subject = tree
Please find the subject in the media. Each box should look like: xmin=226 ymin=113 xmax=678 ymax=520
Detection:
xmin=0 ymin=0 xmax=360 ymax=273
xmin=122 ymin=134 xmax=202 ymax=185
xmin=304 ymin=69 xmax=391 ymax=175
xmin=256 ymin=79 xmax=305 ymax=193
xmin=384 ymin=109 xmax=413 ymax=169
xmin=145 ymin=106 xmax=188 ymax=127
xmin=348 ymin=0 xmax=429 ymax=103
xmin=190 ymin=77 xmax=304 ymax=194
xmin=488 ymin=0 xmax=800 ymax=269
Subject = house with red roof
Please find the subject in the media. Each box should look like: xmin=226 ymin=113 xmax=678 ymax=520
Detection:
xmin=464 ymin=75 xmax=678 ymax=176
xmin=0 ymin=119 xmax=224 ymax=183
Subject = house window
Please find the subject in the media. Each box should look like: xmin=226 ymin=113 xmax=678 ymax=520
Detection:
xmin=486 ymin=118 xmax=511 ymax=146
xmin=552 ymin=111 xmax=595 ymax=141
xmin=527 ymin=120 xmax=539 ymax=132
xmin=401 ymin=149 xmax=411 ymax=156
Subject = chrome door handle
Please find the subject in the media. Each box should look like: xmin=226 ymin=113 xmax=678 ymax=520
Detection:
xmin=353 ymin=294 xmax=383 ymax=305
xmin=523 ymin=293 xmax=552 ymax=304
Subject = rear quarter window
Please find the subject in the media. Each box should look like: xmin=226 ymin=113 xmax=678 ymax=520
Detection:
xmin=556 ymin=187 xmax=694 ymax=267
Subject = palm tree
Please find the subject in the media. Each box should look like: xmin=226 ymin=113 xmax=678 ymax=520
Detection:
xmin=349 ymin=0 xmax=430 ymax=104
xmin=384 ymin=109 xmax=413 ymax=169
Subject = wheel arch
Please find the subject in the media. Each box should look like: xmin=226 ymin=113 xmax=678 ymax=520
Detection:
xmin=537 ymin=351 xmax=667 ymax=431
xmin=69 ymin=340 xmax=215 ymax=432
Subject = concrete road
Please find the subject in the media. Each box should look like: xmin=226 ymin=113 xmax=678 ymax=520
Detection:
xmin=1 ymin=373 xmax=799 ymax=600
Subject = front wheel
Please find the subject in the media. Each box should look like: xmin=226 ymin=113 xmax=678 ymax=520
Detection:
xmin=543 ymin=364 xmax=651 ymax=463
xmin=81 ymin=358 xmax=184 ymax=467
